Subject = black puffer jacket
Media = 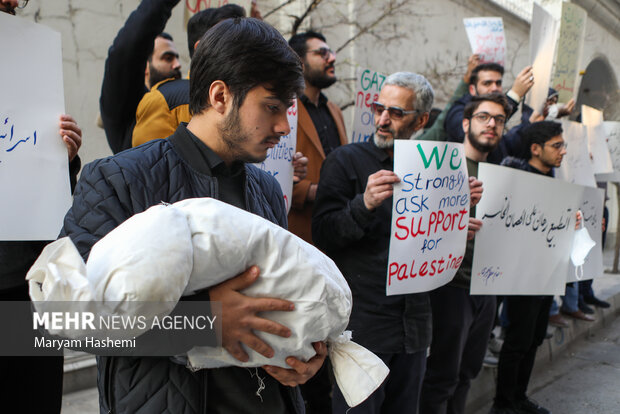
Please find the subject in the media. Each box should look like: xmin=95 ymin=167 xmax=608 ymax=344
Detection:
xmin=62 ymin=125 xmax=303 ymax=414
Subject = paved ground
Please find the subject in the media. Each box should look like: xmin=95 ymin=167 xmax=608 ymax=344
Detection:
xmin=472 ymin=311 xmax=620 ymax=414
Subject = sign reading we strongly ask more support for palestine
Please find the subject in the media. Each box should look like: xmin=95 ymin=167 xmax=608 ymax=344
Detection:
xmin=387 ymin=141 xmax=469 ymax=295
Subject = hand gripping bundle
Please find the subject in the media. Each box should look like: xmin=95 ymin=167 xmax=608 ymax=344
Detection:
xmin=27 ymin=197 xmax=388 ymax=407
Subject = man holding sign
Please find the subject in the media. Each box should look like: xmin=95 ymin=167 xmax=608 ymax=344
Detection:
xmin=313 ymin=72 xmax=434 ymax=413
xmin=420 ymin=93 xmax=511 ymax=414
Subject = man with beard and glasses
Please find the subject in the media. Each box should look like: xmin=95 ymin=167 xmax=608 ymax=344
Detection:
xmin=100 ymin=0 xmax=183 ymax=154
xmin=313 ymin=72 xmax=438 ymax=414
xmin=419 ymin=93 xmax=512 ymax=414
xmin=62 ymin=18 xmax=325 ymax=413
xmin=286 ymin=30 xmax=347 ymax=413
xmin=287 ymin=31 xmax=347 ymax=245
xmin=444 ymin=63 xmax=534 ymax=146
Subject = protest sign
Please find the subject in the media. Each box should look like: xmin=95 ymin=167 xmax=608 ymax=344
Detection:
xmin=184 ymin=0 xmax=252 ymax=25
xmin=567 ymin=186 xmax=604 ymax=283
xmin=603 ymin=122 xmax=620 ymax=176
xmin=387 ymin=141 xmax=469 ymax=295
xmin=551 ymin=3 xmax=587 ymax=103
xmin=526 ymin=3 xmax=559 ymax=113
xmin=463 ymin=17 xmax=507 ymax=66
xmin=254 ymin=100 xmax=298 ymax=212
xmin=581 ymin=106 xmax=614 ymax=176
xmin=351 ymin=68 xmax=386 ymax=143
xmin=0 ymin=14 xmax=71 ymax=240
xmin=471 ymin=163 xmax=584 ymax=295
xmin=555 ymin=120 xmax=596 ymax=187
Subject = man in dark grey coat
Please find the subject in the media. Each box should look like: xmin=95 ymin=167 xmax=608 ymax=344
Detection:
xmin=62 ymin=18 xmax=326 ymax=413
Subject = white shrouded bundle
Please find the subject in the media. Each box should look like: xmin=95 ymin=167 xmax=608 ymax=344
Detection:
xmin=27 ymin=198 xmax=388 ymax=407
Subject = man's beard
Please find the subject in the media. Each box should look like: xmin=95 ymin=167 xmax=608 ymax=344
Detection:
xmin=218 ymin=106 xmax=277 ymax=164
xmin=148 ymin=65 xmax=182 ymax=88
xmin=305 ymin=65 xmax=337 ymax=89
xmin=374 ymin=119 xmax=417 ymax=148
xmin=467 ymin=129 xmax=499 ymax=153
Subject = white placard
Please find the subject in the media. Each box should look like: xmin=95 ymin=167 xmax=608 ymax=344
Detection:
xmin=350 ymin=68 xmax=386 ymax=143
xmin=581 ymin=104 xmax=603 ymax=126
xmin=551 ymin=2 xmax=587 ymax=103
xmin=387 ymin=141 xmax=469 ymax=295
xmin=471 ymin=163 xmax=584 ymax=295
xmin=567 ymin=186 xmax=604 ymax=283
xmin=254 ymin=101 xmax=298 ymax=212
xmin=580 ymin=106 xmax=614 ymax=176
xmin=526 ymin=3 xmax=559 ymax=114
xmin=463 ymin=17 xmax=507 ymax=66
xmin=0 ymin=13 xmax=70 ymax=240
xmin=555 ymin=120 xmax=596 ymax=187
xmin=603 ymin=122 xmax=620 ymax=173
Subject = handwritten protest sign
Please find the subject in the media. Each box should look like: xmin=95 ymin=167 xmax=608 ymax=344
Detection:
xmin=463 ymin=17 xmax=507 ymax=66
xmin=471 ymin=163 xmax=584 ymax=295
xmin=551 ymin=3 xmax=587 ymax=103
xmin=526 ymin=3 xmax=559 ymax=113
xmin=567 ymin=186 xmax=604 ymax=283
xmin=555 ymin=120 xmax=596 ymax=187
xmin=0 ymin=14 xmax=71 ymax=240
xmin=581 ymin=106 xmax=614 ymax=176
xmin=184 ymin=0 xmax=252 ymax=25
xmin=603 ymin=122 xmax=620 ymax=174
xmin=387 ymin=141 xmax=469 ymax=295
xmin=351 ymin=68 xmax=386 ymax=143
xmin=253 ymin=101 xmax=297 ymax=212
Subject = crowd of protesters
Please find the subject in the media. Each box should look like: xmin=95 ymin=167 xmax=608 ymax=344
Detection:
xmin=0 ymin=1 xmax=613 ymax=413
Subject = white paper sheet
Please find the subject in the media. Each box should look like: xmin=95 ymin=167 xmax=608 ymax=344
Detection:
xmin=551 ymin=2 xmax=587 ymax=103
xmin=526 ymin=3 xmax=559 ymax=113
xmin=463 ymin=17 xmax=507 ymax=66
xmin=555 ymin=120 xmax=596 ymax=187
xmin=254 ymin=101 xmax=298 ymax=212
xmin=471 ymin=163 xmax=584 ymax=295
xmin=0 ymin=13 xmax=70 ymax=240
xmin=387 ymin=141 xmax=469 ymax=295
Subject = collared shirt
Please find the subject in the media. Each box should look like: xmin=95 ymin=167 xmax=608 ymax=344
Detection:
xmin=300 ymin=93 xmax=341 ymax=156
xmin=182 ymin=125 xmax=246 ymax=209
xmin=312 ymin=137 xmax=432 ymax=354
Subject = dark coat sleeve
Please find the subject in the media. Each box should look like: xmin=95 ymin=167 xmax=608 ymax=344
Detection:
xmin=312 ymin=149 xmax=375 ymax=253
xmin=100 ymin=0 xmax=180 ymax=154
xmin=60 ymin=158 xmax=138 ymax=261
xmin=444 ymin=98 xmax=467 ymax=143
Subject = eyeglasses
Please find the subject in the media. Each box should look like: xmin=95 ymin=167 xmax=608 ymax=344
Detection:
xmin=471 ymin=112 xmax=506 ymax=126
xmin=17 ymin=0 xmax=29 ymax=8
xmin=371 ymin=102 xmax=418 ymax=119
xmin=545 ymin=141 xmax=567 ymax=150
xmin=308 ymin=47 xmax=336 ymax=60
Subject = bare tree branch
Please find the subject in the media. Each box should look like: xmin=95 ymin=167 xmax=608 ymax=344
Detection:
xmin=335 ymin=0 xmax=409 ymax=54
xmin=291 ymin=0 xmax=324 ymax=35
xmin=263 ymin=0 xmax=296 ymax=19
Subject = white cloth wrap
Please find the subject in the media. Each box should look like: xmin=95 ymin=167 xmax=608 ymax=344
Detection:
xmin=27 ymin=198 xmax=388 ymax=407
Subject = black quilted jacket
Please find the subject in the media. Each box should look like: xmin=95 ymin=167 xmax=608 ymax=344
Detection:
xmin=61 ymin=125 xmax=304 ymax=414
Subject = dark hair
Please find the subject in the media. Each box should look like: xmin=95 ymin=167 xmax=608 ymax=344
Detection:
xmin=463 ymin=93 xmax=512 ymax=120
xmin=288 ymin=31 xmax=327 ymax=59
xmin=148 ymin=32 xmax=174 ymax=62
xmin=469 ymin=62 xmax=505 ymax=86
xmin=187 ymin=4 xmax=246 ymax=58
xmin=521 ymin=121 xmax=564 ymax=158
xmin=158 ymin=32 xmax=173 ymax=42
xmin=189 ymin=18 xmax=304 ymax=115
